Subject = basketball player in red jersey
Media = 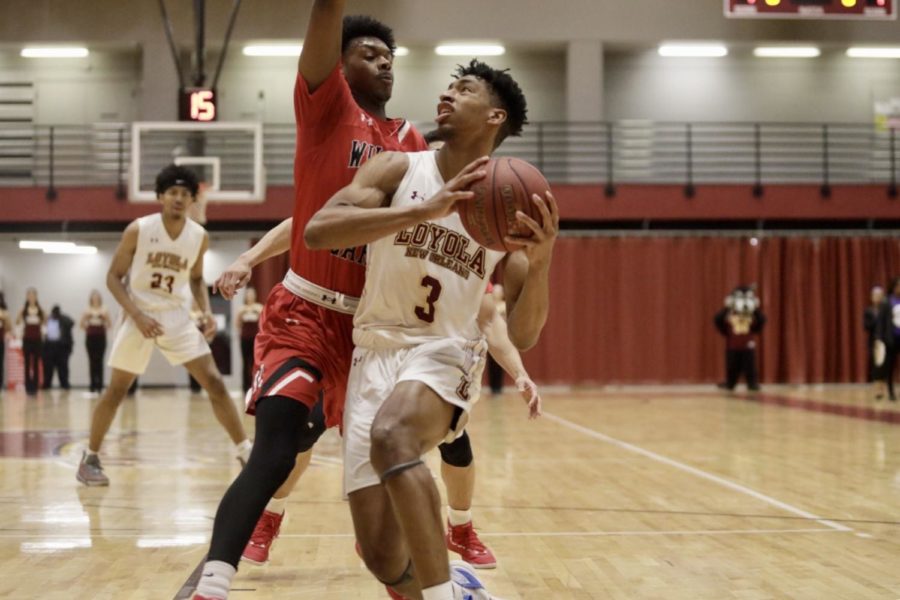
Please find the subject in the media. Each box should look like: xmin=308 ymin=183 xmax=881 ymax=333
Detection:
xmin=192 ymin=3 xmax=427 ymax=598
xmin=213 ymin=132 xmax=502 ymax=577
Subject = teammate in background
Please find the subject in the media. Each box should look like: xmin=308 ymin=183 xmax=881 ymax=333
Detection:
xmin=236 ymin=287 xmax=263 ymax=394
xmin=192 ymin=4 xmax=429 ymax=598
xmin=76 ymin=165 xmax=251 ymax=487
xmin=80 ymin=290 xmax=112 ymax=397
xmin=304 ymin=59 xmax=556 ymax=600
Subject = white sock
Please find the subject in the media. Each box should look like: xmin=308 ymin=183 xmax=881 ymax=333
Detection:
xmin=85 ymin=449 xmax=98 ymax=458
xmin=422 ymin=581 xmax=454 ymax=600
xmin=448 ymin=507 xmax=472 ymax=526
xmin=194 ymin=560 xmax=235 ymax=599
xmin=265 ymin=496 xmax=286 ymax=515
xmin=235 ymin=439 xmax=252 ymax=461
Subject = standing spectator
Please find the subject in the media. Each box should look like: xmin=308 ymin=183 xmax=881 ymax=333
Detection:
xmin=714 ymin=285 xmax=766 ymax=392
xmin=43 ymin=305 xmax=74 ymax=390
xmin=0 ymin=292 xmax=13 ymax=391
xmin=875 ymin=277 xmax=900 ymax=402
xmin=236 ymin=287 xmax=263 ymax=393
xmin=80 ymin=290 xmax=112 ymax=396
xmin=16 ymin=287 xmax=45 ymax=395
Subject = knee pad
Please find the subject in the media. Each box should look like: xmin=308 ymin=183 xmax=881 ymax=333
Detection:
xmin=296 ymin=399 xmax=327 ymax=452
xmin=438 ymin=430 xmax=473 ymax=468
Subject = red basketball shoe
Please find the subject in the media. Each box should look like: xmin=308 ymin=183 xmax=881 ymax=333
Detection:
xmin=241 ymin=509 xmax=284 ymax=565
xmin=446 ymin=520 xmax=497 ymax=569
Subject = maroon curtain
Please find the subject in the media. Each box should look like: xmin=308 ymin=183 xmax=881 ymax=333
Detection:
xmin=521 ymin=236 xmax=900 ymax=385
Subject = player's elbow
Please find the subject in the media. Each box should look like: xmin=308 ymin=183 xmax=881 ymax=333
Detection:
xmin=106 ymin=269 xmax=122 ymax=292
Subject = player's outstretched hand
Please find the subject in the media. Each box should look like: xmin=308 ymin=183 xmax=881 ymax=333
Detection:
xmin=516 ymin=375 xmax=542 ymax=419
xmin=201 ymin=313 xmax=217 ymax=342
xmin=506 ymin=191 xmax=560 ymax=264
xmin=213 ymin=256 xmax=252 ymax=300
xmin=420 ymin=156 xmax=489 ymax=221
xmin=133 ymin=312 xmax=164 ymax=339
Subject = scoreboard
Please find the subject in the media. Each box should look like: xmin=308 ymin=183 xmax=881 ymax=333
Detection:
xmin=725 ymin=0 xmax=895 ymax=19
xmin=179 ymin=88 xmax=217 ymax=122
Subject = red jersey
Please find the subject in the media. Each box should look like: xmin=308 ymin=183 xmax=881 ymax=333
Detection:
xmin=291 ymin=65 xmax=427 ymax=296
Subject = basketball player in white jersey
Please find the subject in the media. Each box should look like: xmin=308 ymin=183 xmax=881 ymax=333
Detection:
xmin=77 ymin=165 xmax=251 ymax=486
xmin=305 ymin=60 xmax=557 ymax=600
xmin=211 ymin=133 xmax=507 ymax=575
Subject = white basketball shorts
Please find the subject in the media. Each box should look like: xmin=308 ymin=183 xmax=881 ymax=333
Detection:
xmin=342 ymin=336 xmax=486 ymax=496
xmin=107 ymin=307 xmax=210 ymax=375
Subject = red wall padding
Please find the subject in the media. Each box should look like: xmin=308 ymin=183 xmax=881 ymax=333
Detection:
xmin=248 ymin=235 xmax=900 ymax=385
xmin=521 ymin=236 xmax=900 ymax=385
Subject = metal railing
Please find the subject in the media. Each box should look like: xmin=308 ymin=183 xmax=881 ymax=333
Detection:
xmin=1 ymin=121 xmax=897 ymax=198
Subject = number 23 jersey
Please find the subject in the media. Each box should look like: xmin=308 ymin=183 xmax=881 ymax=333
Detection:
xmin=352 ymin=151 xmax=505 ymax=349
xmin=129 ymin=213 xmax=205 ymax=312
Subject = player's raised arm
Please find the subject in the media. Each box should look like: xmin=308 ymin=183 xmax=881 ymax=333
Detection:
xmin=304 ymin=152 xmax=489 ymax=250
xmin=213 ymin=217 xmax=292 ymax=299
xmin=298 ymin=0 xmax=346 ymax=91
xmin=502 ymin=191 xmax=560 ymax=351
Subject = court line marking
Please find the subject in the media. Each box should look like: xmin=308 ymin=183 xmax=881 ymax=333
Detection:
xmin=173 ymin=552 xmax=206 ymax=600
xmin=2 ymin=527 xmax=840 ymax=541
xmin=171 ymin=527 xmax=837 ymax=599
xmin=543 ymin=411 xmax=853 ymax=533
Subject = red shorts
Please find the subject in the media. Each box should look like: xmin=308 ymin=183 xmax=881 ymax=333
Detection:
xmin=246 ymin=283 xmax=355 ymax=429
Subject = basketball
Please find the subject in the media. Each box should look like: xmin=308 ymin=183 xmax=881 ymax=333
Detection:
xmin=457 ymin=157 xmax=551 ymax=252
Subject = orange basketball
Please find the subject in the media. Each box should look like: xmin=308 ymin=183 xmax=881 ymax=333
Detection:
xmin=457 ymin=157 xmax=550 ymax=252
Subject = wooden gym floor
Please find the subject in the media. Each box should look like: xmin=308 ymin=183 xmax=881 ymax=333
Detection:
xmin=0 ymin=384 xmax=899 ymax=599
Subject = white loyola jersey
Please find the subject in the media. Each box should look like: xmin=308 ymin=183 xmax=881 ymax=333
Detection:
xmin=353 ymin=151 xmax=505 ymax=349
xmin=129 ymin=213 xmax=205 ymax=312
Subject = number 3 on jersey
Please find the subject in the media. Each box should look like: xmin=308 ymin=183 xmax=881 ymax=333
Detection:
xmin=414 ymin=276 xmax=442 ymax=323
xmin=150 ymin=272 xmax=175 ymax=294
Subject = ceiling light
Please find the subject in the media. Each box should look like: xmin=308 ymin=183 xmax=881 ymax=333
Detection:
xmin=846 ymin=47 xmax=900 ymax=59
xmin=21 ymin=47 xmax=89 ymax=58
xmin=658 ymin=44 xmax=728 ymax=58
xmin=19 ymin=240 xmax=97 ymax=254
xmin=435 ymin=44 xmax=505 ymax=57
xmin=754 ymin=46 xmax=820 ymax=58
xmin=242 ymin=44 xmax=303 ymax=57
xmin=42 ymin=245 xmax=97 ymax=255
xmin=394 ymin=46 xmax=409 ymax=57
xmin=19 ymin=241 xmax=76 ymax=251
